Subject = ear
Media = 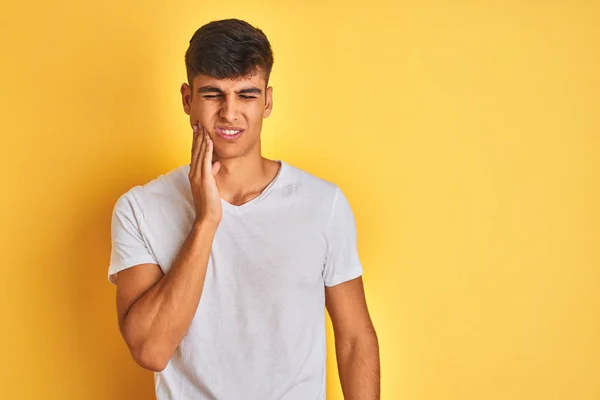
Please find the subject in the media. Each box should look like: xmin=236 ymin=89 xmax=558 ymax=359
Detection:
xmin=263 ymin=86 xmax=273 ymax=118
xmin=181 ymin=82 xmax=192 ymax=115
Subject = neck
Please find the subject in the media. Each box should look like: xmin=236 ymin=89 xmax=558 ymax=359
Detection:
xmin=214 ymin=153 xmax=272 ymax=199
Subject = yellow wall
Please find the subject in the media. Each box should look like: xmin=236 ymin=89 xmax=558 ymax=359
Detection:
xmin=1 ymin=1 xmax=598 ymax=399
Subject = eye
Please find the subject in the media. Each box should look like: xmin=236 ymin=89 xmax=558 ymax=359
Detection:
xmin=203 ymin=95 xmax=222 ymax=99
xmin=240 ymin=95 xmax=257 ymax=99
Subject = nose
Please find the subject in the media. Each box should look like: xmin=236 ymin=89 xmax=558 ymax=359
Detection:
xmin=219 ymin=95 xmax=239 ymax=122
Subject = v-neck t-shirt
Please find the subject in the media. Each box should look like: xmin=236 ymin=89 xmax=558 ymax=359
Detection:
xmin=108 ymin=159 xmax=363 ymax=400
xmin=218 ymin=160 xmax=285 ymax=215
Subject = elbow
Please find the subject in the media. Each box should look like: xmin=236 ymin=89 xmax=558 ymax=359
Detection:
xmin=129 ymin=339 xmax=172 ymax=372
xmin=121 ymin=316 xmax=174 ymax=372
xmin=338 ymin=329 xmax=379 ymax=354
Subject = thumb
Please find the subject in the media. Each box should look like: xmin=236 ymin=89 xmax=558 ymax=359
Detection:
xmin=212 ymin=161 xmax=222 ymax=176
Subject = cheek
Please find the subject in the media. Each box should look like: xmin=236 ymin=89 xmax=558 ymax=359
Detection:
xmin=192 ymin=106 xmax=214 ymax=123
xmin=247 ymin=104 xmax=266 ymax=121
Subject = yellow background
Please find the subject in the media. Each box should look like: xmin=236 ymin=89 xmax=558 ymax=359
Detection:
xmin=1 ymin=0 xmax=598 ymax=399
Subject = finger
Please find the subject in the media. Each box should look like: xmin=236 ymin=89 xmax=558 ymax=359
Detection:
xmin=204 ymin=136 xmax=214 ymax=174
xmin=196 ymin=126 xmax=207 ymax=178
xmin=190 ymin=124 xmax=200 ymax=171
xmin=193 ymin=124 xmax=205 ymax=176
xmin=191 ymin=124 xmax=202 ymax=176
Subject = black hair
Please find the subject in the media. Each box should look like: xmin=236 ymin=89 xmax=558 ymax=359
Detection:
xmin=185 ymin=18 xmax=274 ymax=92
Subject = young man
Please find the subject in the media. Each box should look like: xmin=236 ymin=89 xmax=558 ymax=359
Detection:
xmin=108 ymin=18 xmax=380 ymax=399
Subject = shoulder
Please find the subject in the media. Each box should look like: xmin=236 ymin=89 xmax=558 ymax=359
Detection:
xmin=112 ymin=164 xmax=191 ymax=217
xmin=279 ymin=160 xmax=340 ymax=202
xmin=280 ymin=162 xmax=359 ymax=230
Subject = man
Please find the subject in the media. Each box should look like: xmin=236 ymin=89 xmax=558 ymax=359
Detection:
xmin=108 ymin=18 xmax=380 ymax=399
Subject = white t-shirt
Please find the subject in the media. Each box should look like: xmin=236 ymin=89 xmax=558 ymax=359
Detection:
xmin=108 ymin=159 xmax=363 ymax=400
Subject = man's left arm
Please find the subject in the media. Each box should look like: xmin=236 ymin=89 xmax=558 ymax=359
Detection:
xmin=326 ymin=276 xmax=380 ymax=399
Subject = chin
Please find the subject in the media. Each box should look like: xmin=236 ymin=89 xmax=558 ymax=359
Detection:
xmin=212 ymin=148 xmax=241 ymax=160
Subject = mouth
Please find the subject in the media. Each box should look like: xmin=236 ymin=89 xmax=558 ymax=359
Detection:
xmin=215 ymin=126 xmax=245 ymax=140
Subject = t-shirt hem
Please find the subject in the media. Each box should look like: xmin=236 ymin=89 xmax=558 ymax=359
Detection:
xmin=324 ymin=265 xmax=363 ymax=287
xmin=108 ymin=255 xmax=159 ymax=285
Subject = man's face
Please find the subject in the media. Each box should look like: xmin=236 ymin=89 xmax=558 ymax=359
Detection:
xmin=181 ymin=71 xmax=273 ymax=160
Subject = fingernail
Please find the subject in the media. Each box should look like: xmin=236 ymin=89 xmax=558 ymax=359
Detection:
xmin=193 ymin=124 xmax=198 ymax=133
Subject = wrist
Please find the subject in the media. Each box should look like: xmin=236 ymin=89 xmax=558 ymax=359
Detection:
xmin=192 ymin=218 xmax=220 ymax=232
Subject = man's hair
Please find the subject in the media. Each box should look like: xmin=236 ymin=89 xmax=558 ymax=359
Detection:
xmin=185 ymin=19 xmax=274 ymax=92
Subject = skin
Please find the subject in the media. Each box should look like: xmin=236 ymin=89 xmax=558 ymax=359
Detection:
xmin=326 ymin=277 xmax=381 ymax=399
xmin=115 ymin=67 xmax=380 ymax=398
xmin=180 ymin=69 xmax=281 ymax=207
xmin=115 ymin=129 xmax=222 ymax=372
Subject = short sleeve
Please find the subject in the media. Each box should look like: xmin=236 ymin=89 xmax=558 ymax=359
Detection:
xmin=322 ymin=186 xmax=364 ymax=287
xmin=108 ymin=190 xmax=158 ymax=285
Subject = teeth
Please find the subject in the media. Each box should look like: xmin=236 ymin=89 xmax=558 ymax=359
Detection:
xmin=221 ymin=129 xmax=241 ymax=135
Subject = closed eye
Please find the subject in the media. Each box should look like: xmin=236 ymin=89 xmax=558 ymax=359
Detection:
xmin=203 ymin=95 xmax=257 ymax=99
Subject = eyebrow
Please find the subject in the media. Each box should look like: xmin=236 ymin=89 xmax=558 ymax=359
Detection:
xmin=197 ymin=85 xmax=262 ymax=95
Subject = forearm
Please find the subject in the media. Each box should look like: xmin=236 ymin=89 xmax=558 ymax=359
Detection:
xmin=123 ymin=219 xmax=218 ymax=369
xmin=336 ymin=334 xmax=380 ymax=400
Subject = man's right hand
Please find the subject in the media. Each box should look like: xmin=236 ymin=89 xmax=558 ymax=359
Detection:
xmin=190 ymin=122 xmax=222 ymax=225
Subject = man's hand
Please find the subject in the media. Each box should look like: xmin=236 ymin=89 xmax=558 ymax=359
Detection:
xmin=116 ymin=122 xmax=222 ymax=371
xmin=190 ymin=121 xmax=222 ymax=225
